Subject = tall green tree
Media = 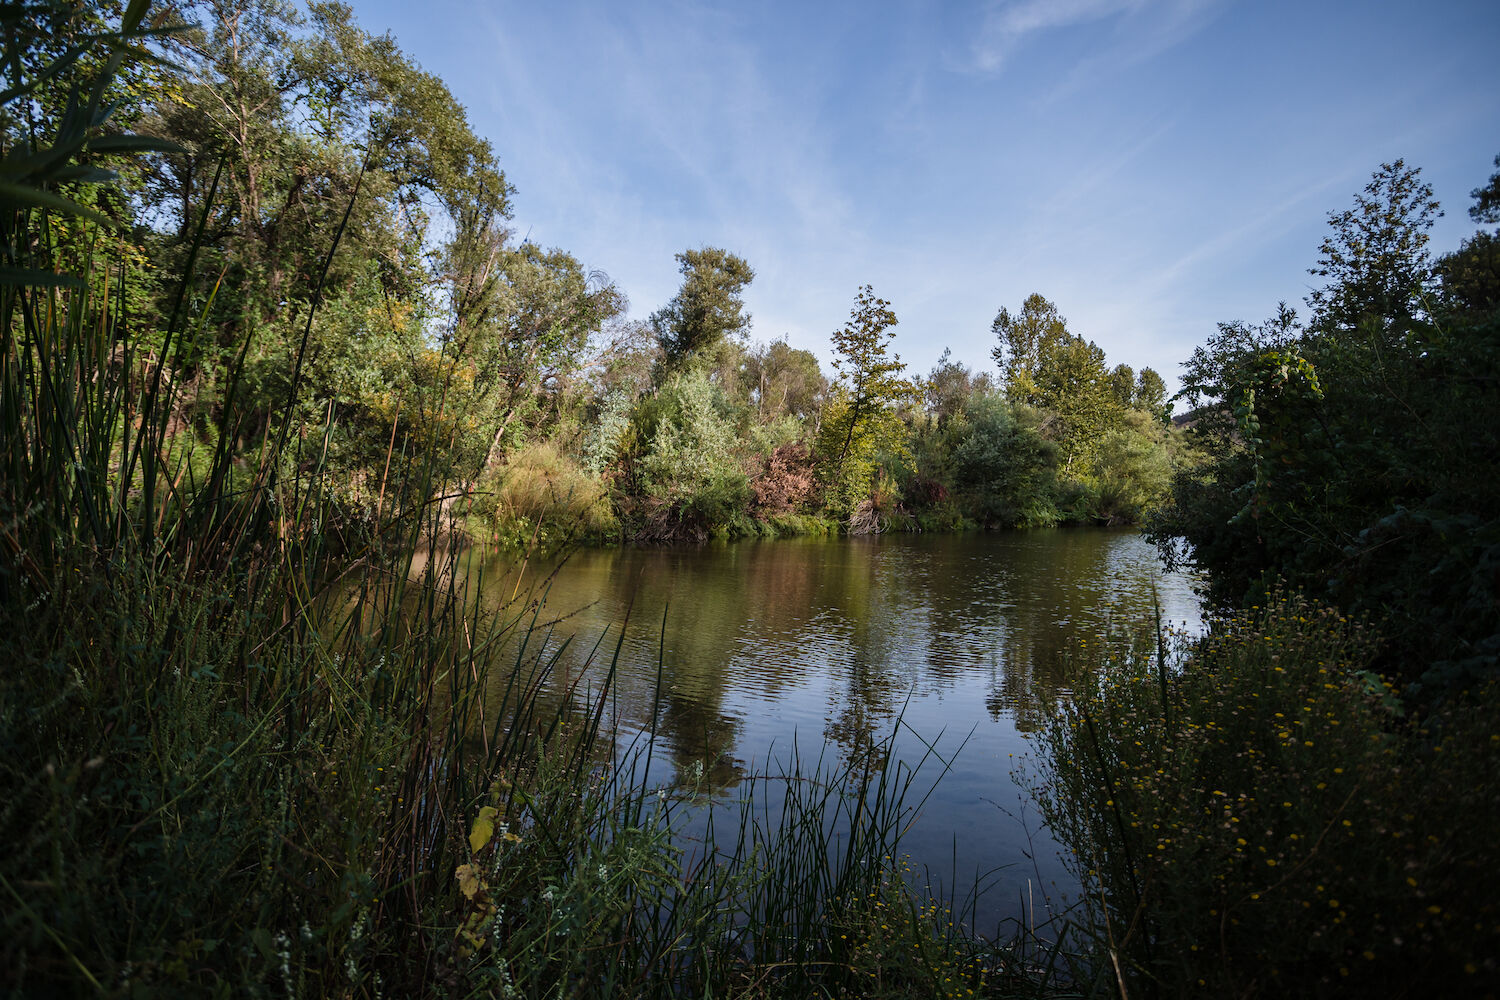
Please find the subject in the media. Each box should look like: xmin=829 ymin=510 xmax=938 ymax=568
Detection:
xmin=650 ymin=247 xmax=754 ymax=374
xmin=466 ymin=244 xmax=624 ymax=467
xmin=1305 ymin=158 xmax=1440 ymax=332
xmin=1035 ymin=331 xmax=1121 ymax=469
xmin=989 ymin=292 xmax=1068 ymax=405
xmin=1134 ymin=366 xmax=1169 ymax=423
xmin=1108 ymin=364 xmax=1136 ymax=410
xmin=139 ymin=0 xmax=511 ymax=345
xmin=744 ymin=337 xmax=827 ymax=423
xmin=817 ymin=285 xmax=918 ymax=514
xmin=825 ymin=286 xmax=915 ymax=467
xmin=1151 ymin=161 xmax=1500 ymax=692
xmin=990 ymin=293 xmax=1121 ymax=466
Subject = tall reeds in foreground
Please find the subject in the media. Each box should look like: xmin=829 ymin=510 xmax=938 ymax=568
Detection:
xmin=0 ymin=6 xmax=1064 ymax=996
xmin=1026 ymin=596 xmax=1500 ymax=998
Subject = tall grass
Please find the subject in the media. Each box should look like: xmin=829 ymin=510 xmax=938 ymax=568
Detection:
xmin=1 ymin=7 xmax=1064 ymax=996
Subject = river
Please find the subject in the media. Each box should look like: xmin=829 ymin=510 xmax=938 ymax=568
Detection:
xmin=470 ymin=527 xmax=1201 ymax=935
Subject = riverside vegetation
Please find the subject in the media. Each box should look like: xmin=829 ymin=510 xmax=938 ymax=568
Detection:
xmin=1028 ymin=158 xmax=1500 ymax=997
xmin=5 ymin=0 xmax=1498 ymax=997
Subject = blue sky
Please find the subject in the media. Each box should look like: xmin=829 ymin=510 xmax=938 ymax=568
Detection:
xmin=358 ymin=0 xmax=1500 ymax=397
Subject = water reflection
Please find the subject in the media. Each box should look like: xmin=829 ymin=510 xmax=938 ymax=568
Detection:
xmin=469 ymin=529 xmax=1200 ymax=929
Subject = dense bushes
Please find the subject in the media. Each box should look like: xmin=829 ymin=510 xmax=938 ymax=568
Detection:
xmin=1029 ymin=596 xmax=1500 ymax=997
xmin=949 ymin=395 xmax=1063 ymax=528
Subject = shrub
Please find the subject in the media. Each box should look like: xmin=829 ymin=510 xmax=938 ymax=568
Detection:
xmin=750 ymin=440 xmax=818 ymax=516
xmin=627 ymin=371 xmax=751 ymax=539
xmin=951 ymin=396 xmax=1061 ymax=528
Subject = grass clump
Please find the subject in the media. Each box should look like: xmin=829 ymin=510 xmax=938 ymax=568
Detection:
xmin=472 ymin=440 xmax=619 ymax=547
xmin=1027 ymin=594 xmax=1500 ymax=997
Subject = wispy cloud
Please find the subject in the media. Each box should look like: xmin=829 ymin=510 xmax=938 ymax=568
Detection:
xmin=973 ymin=0 xmax=1145 ymax=71
xmin=969 ymin=0 xmax=1224 ymax=83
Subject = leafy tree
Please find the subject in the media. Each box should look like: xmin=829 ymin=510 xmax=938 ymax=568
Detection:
xmin=990 ymin=292 xmax=1068 ymax=405
xmin=1108 ymin=364 xmax=1136 ymax=410
xmin=1470 ymin=152 xmax=1500 ymax=224
xmin=1 ymin=0 xmax=179 ymax=326
xmin=1152 ymin=162 xmax=1500 ymax=692
xmin=1306 ymin=158 xmax=1440 ymax=332
xmin=1438 ymin=152 xmax=1500 ymax=319
xmin=1134 ymin=366 xmax=1169 ymax=423
xmin=817 ymin=286 xmax=918 ymax=510
xmin=651 ymin=247 xmax=754 ymax=374
xmin=1435 ymin=229 xmax=1500 ymax=318
xmin=1034 ymin=328 xmax=1121 ymax=470
xmin=989 ymin=293 xmax=1122 ymax=470
xmin=449 ymin=242 xmax=624 ymax=469
xmin=744 ymin=337 xmax=827 ymax=424
xmin=924 ymin=347 xmax=994 ymax=426
xmin=139 ymin=0 xmax=510 ymax=351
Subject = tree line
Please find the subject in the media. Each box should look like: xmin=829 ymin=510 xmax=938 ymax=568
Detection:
xmin=5 ymin=0 xmax=1185 ymax=549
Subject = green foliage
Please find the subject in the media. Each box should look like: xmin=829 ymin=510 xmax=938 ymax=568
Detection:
xmin=1 ymin=16 xmax=1073 ymax=996
xmin=744 ymin=335 xmax=827 ymax=422
xmin=1133 ymin=366 xmax=1169 ymax=424
xmin=990 ymin=293 xmax=1125 ymax=472
xmin=1034 ymin=331 xmax=1123 ymax=470
xmin=1086 ymin=411 xmax=1174 ymax=525
xmin=472 ymin=441 xmax=616 ymax=547
xmin=1107 ymin=363 xmax=1135 ymax=410
xmin=1468 ymin=152 xmax=1500 ymax=224
xmin=452 ymin=240 xmax=626 ymax=469
xmin=924 ymin=346 xmax=996 ymax=426
xmin=624 ymin=369 xmax=750 ymax=539
xmin=1435 ymin=227 xmax=1500 ymax=319
xmin=1029 ymin=595 xmax=1500 ymax=998
xmin=1306 ymin=158 xmax=1440 ymax=332
xmin=990 ymin=292 xmax=1068 ymax=405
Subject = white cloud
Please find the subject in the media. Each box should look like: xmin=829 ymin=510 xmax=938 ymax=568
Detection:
xmin=969 ymin=0 xmax=1225 ymax=84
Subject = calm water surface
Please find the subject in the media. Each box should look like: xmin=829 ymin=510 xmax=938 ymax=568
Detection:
xmin=474 ymin=528 xmax=1200 ymax=933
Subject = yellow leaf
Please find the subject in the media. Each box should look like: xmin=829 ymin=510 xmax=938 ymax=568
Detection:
xmin=469 ymin=806 xmax=499 ymax=854
xmin=455 ymin=863 xmax=481 ymax=900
